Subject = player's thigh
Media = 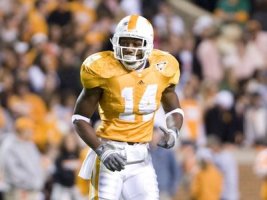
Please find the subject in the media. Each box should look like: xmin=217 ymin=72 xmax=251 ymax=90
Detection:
xmin=121 ymin=163 xmax=159 ymax=200
xmin=89 ymin=159 xmax=123 ymax=200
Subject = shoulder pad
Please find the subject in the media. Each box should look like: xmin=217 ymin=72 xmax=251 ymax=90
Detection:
xmin=81 ymin=51 xmax=126 ymax=78
xmin=80 ymin=51 xmax=126 ymax=88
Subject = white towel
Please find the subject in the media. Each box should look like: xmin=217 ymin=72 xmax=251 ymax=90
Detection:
xmin=78 ymin=149 xmax=97 ymax=180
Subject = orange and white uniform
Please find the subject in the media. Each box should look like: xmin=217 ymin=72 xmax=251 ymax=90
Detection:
xmin=79 ymin=50 xmax=180 ymax=200
xmin=77 ymin=14 xmax=181 ymax=200
xmin=81 ymin=50 xmax=179 ymax=142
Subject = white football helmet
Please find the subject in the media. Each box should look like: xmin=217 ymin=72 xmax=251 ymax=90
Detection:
xmin=111 ymin=15 xmax=154 ymax=70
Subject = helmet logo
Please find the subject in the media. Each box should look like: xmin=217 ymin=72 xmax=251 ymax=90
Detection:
xmin=127 ymin=15 xmax=139 ymax=30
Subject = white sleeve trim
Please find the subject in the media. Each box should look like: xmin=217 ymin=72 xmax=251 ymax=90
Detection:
xmin=165 ymin=108 xmax=184 ymax=119
xmin=72 ymin=114 xmax=91 ymax=124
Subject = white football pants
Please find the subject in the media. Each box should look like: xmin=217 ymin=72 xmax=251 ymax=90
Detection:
xmin=88 ymin=142 xmax=159 ymax=200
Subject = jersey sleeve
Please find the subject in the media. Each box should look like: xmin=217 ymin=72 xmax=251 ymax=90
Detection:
xmin=160 ymin=53 xmax=180 ymax=86
xmin=168 ymin=62 xmax=180 ymax=85
xmin=80 ymin=54 xmax=104 ymax=89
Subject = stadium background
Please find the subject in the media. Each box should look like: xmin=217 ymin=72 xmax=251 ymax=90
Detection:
xmin=0 ymin=0 xmax=267 ymax=199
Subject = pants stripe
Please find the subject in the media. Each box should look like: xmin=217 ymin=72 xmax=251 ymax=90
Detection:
xmin=94 ymin=158 xmax=101 ymax=200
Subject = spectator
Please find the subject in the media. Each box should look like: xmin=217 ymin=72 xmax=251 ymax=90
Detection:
xmin=190 ymin=147 xmax=223 ymax=200
xmin=178 ymin=141 xmax=198 ymax=200
xmin=50 ymin=132 xmax=81 ymax=200
xmin=47 ymin=0 xmax=72 ymax=27
xmin=180 ymin=77 xmax=206 ymax=146
xmin=57 ymin=47 xmax=81 ymax=95
xmin=222 ymin=33 xmax=265 ymax=81
xmin=179 ymin=32 xmax=197 ymax=84
xmin=7 ymin=81 xmax=47 ymax=122
xmin=245 ymin=20 xmax=267 ymax=66
xmin=244 ymin=90 xmax=267 ymax=147
xmin=68 ymin=0 xmax=96 ymax=34
xmin=207 ymin=135 xmax=240 ymax=200
xmin=192 ymin=15 xmax=217 ymax=81
xmin=204 ymin=90 xmax=240 ymax=144
xmin=6 ymin=81 xmax=55 ymax=152
xmin=251 ymin=69 xmax=267 ymax=106
xmin=1 ymin=117 xmax=46 ymax=200
xmin=153 ymin=1 xmax=185 ymax=39
xmin=26 ymin=1 xmax=49 ymax=37
xmin=194 ymin=16 xmax=223 ymax=84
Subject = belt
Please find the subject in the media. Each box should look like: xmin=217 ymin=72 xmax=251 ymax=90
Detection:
xmin=127 ymin=142 xmax=138 ymax=145
xmin=104 ymin=139 xmax=141 ymax=145
xmin=111 ymin=140 xmax=139 ymax=145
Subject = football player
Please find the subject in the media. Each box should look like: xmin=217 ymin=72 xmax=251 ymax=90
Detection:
xmin=72 ymin=14 xmax=184 ymax=200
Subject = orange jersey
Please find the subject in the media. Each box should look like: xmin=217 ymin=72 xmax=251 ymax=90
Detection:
xmin=80 ymin=50 xmax=180 ymax=142
xmin=181 ymin=99 xmax=204 ymax=141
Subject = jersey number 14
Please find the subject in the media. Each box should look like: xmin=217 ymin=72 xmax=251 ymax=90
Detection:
xmin=119 ymin=84 xmax=158 ymax=122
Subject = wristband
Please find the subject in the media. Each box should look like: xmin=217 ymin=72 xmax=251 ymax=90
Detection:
xmin=165 ymin=108 xmax=184 ymax=119
xmin=72 ymin=114 xmax=90 ymax=124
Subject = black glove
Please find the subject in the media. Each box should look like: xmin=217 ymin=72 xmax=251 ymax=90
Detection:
xmin=157 ymin=126 xmax=179 ymax=149
xmin=95 ymin=143 xmax=127 ymax=172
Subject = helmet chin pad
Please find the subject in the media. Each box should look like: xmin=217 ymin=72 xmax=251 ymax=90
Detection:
xmin=123 ymin=55 xmax=137 ymax=62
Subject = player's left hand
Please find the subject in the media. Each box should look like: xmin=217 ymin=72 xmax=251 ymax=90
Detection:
xmin=157 ymin=126 xmax=178 ymax=149
xmin=95 ymin=143 xmax=127 ymax=172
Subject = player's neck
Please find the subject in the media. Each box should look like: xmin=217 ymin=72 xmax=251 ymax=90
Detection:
xmin=136 ymin=60 xmax=149 ymax=72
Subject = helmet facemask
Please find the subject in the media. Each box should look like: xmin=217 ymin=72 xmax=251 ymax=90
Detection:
xmin=112 ymin=36 xmax=152 ymax=70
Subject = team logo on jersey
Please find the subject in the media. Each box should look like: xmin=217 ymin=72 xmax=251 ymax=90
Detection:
xmin=155 ymin=61 xmax=167 ymax=71
xmin=138 ymin=80 xmax=144 ymax=85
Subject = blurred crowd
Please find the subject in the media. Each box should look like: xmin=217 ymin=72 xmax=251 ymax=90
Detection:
xmin=0 ymin=0 xmax=267 ymax=200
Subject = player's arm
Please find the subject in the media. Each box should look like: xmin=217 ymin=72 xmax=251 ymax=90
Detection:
xmin=73 ymin=87 xmax=126 ymax=171
xmin=158 ymin=84 xmax=184 ymax=149
xmin=161 ymin=84 xmax=183 ymax=130
xmin=73 ymin=87 xmax=102 ymax=150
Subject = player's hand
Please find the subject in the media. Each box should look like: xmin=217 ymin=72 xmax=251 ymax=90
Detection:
xmin=157 ymin=126 xmax=179 ymax=149
xmin=95 ymin=143 xmax=126 ymax=172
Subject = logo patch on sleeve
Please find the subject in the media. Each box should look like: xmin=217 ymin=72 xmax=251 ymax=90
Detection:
xmin=155 ymin=61 xmax=167 ymax=71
